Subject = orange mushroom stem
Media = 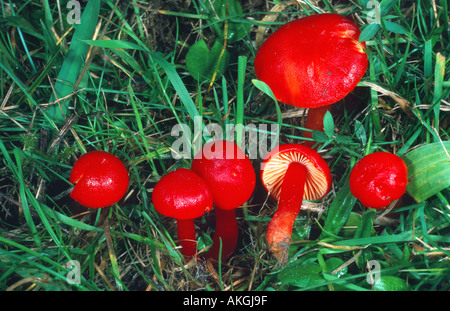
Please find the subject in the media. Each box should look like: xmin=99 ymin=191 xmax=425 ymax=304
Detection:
xmin=265 ymin=162 xmax=307 ymax=260
xmin=303 ymin=105 xmax=332 ymax=147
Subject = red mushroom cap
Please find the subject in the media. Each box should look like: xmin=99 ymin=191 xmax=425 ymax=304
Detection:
xmin=152 ymin=168 xmax=213 ymax=220
xmin=69 ymin=151 xmax=129 ymax=208
xmin=191 ymin=140 xmax=256 ymax=210
xmin=254 ymin=13 xmax=368 ymax=108
xmin=349 ymin=152 xmax=408 ymax=209
xmin=261 ymin=144 xmax=332 ymax=201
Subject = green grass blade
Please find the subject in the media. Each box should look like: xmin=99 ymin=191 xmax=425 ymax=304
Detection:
xmin=433 ymin=53 xmax=445 ymax=135
xmin=13 ymin=149 xmax=42 ymax=248
xmin=353 ymin=208 xmax=376 ymax=239
xmin=46 ymin=0 xmax=101 ymax=126
xmin=15 ymin=51 xmax=60 ymax=108
xmin=150 ymin=52 xmax=200 ymax=120
xmin=320 ymin=180 xmax=357 ymax=239
xmin=42 ymin=205 xmax=103 ymax=232
xmin=235 ymin=56 xmax=247 ymax=147
xmin=81 ymin=39 xmax=147 ymax=50
xmin=0 ymin=140 xmax=40 ymax=247
xmin=334 ymin=230 xmax=414 ymax=246
xmin=0 ymin=62 xmax=38 ymax=110
xmin=423 ymin=40 xmax=433 ymax=78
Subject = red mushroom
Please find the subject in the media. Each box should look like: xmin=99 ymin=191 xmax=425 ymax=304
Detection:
xmin=349 ymin=152 xmax=408 ymax=209
xmin=261 ymin=144 xmax=332 ymax=264
xmin=152 ymin=168 xmax=213 ymax=260
xmin=191 ymin=140 xmax=256 ymax=262
xmin=70 ymin=151 xmax=129 ymax=208
xmin=254 ymin=13 xmax=368 ymax=147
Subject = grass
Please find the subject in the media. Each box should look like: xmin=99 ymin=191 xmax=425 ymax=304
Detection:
xmin=0 ymin=0 xmax=449 ymax=292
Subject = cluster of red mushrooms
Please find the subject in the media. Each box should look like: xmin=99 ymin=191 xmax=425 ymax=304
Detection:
xmin=68 ymin=13 xmax=409 ymax=265
xmin=153 ymin=140 xmax=256 ymax=262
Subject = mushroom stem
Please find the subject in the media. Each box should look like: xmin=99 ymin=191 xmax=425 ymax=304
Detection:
xmin=206 ymin=207 xmax=238 ymax=262
xmin=176 ymin=219 xmax=198 ymax=260
xmin=303 ymin=105 xmax=332 ymax=148
xmin=266 ymin=162 xmax=307 ymax=264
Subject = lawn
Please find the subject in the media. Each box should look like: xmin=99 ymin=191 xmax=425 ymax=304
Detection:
xmin=0 ymin=0 xmax=449 ymax=292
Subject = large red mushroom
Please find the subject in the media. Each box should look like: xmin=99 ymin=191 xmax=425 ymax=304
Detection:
xmin=254 ymin=13 xmax=368 ymax=147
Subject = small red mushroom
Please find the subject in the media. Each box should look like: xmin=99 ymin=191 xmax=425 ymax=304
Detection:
xmin=152 ymin=168 xmax=213 ymax=260
xmin=261 ymin=144 xmax=332 ymax=264
xmin=69 ymin=151 xmax=129 ymax=208
xmin=254 ymin=13 xmax=368 ymax=147
xmin=191 ymin=140 xmax=256 ymax=262
xmin=349 ymin=152 xmax=408 ymax=209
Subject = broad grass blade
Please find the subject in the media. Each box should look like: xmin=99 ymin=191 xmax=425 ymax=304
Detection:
xmin=46 ymin=0 xmax=100 ymax=126
xmin=403 ymin=141 xmax=450 ymax=202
